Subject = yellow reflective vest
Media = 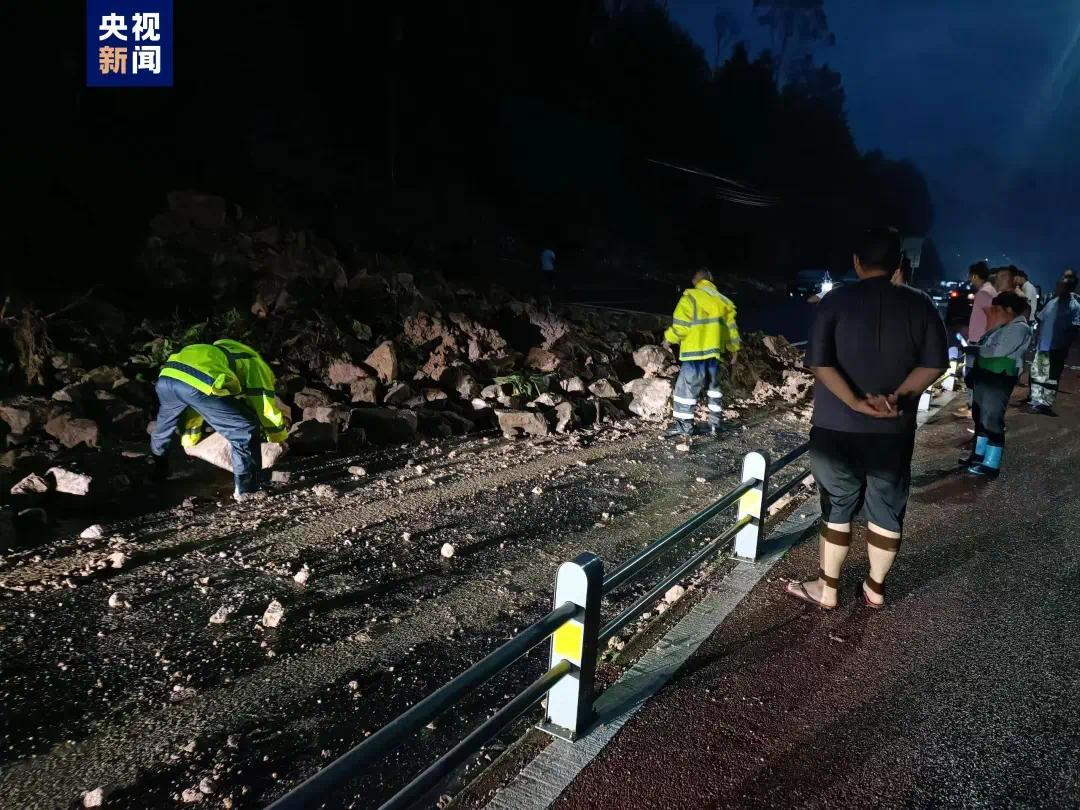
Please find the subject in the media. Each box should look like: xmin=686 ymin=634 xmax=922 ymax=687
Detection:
xmin=663 ymin=279 xmax=741 ymax=361
xmin=158 ymin=340 xmax=288 ymax=447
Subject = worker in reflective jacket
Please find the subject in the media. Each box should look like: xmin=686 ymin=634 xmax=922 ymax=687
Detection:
xmin=150 ymin=339 xmax=287 ymax=500
xmin=663 ymin=269 xmax=741 ymax=437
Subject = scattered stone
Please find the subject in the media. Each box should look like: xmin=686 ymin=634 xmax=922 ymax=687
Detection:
xmin=82 ymin=786 xmax=113 ymax=807
xmin=209 ymin=606 xmax=233 ymax=625
xmin=632 ymin=344 xmax=678 ymax=378
xmin=530 ymin=392 xmax=565 ymax=408
xmin=554 ymin=401 xmax=574 ymax=433
xmin=560 ymin=376 xmax=587 ymax=394
xmin=47 ymin=466 xmax=94 ymax=496
xmin=0 ymin=396 xmax=52 ymax=435
xmin=327 ymin=359 xmax=371 ymax=386
xmin=198 ymin=778 xmax=217 ymax=795
xmin=182 ymin=432 xmax=288 ymax=470
xmin=107 ymin=591 xmax=129 ymax=609
xmin=11 ymin=473 xmax=50 ymax=496
xmin=348 ymin=408 xmax=417 ymax=444
xmin=526 ymin=347 xmax=560 ymax=372
xmin=664 ymin=585 xmax=686 ymax=604
xmin=675 ymin=442 xmax=690 ymax=452
xmin=293 ymin=388 xmax=331 ymax=411
xmin=271 ymin=470 xmax=291 ymax=484
xmin=383 ymin=382 xmax=415 ymax=406
xmin=107 ymin=552 xmax=128 ymax=569
xmin=347 ymin=465 xmax=367 ymax=477
xmin=348 ymin=378 xmax=380 ymax=404
xmin=440 ymin=543 xmax=456 ymax=559
xmin=262 ymin=599 xmax=285 ymax=628
xmin=293 ymin=566 xmax=311 ymax=586
xmin=180 ymin=786 xmax=205 ymax=803
xmin=311 ymin=483 xmax=338 ymax=499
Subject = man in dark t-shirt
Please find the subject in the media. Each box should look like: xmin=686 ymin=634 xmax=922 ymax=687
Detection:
xmin=786 ymin=227 xmax=948 ymax=611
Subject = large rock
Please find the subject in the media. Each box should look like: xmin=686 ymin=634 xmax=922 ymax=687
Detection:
xmin=496 ymin=410 xmax=550 ymax=439
xmin=348 ymin=407 xmax=418 ymax=444
xmin=286 ymin=420 xmax=338 ymax=454
xmin=0 ymin=397 xmax=52 ymax=435
xmin=526 ymin=347 xmax=560 ymax=373
xmin=327 ymin=359 xmax=371 ymax=386
xmin=44 ymin=414 xmax=100 ymax=449
xmin=111 ymin=377 xmax=155 ymax=407
xmin=632 ymin=344 xmax=678 ymax=378
xmin=588 ymin=379 xmax=622 ymax=399
xmin=554 ymin=401 xmax=574 ymax=433
xmin=47 ymin=466 xmax=94 ymax=496
xmin=365 ymin=341 xmax=398 ymax=384
xmin=348 ymin=378 xmax=379 ymax=404
xmin=293 ymin=388 xmax=332 ymax=411
xmin=94 ymin=391 xmax=145 ymax=436
xmin=441 ymin=367 xmax=481 ymax=400
xmin=82 ymin=366 xmax=126 ymax=389
xmin=624 ymin=378 xmax=674 ymax=420
xmin=383 ymin=382 xmax=415 ymax=407
xmin=52 ymin=383 xmax=93 ymax=408
xmin=184 ymin=432 xmax=287 ymax=470
xmin=167 ymin=190 xmax=227 ymax=229
xmin=11 ymin=473 xmax=50 ymax=496
xmin=301 ymin=405 xmax=352 ymax=429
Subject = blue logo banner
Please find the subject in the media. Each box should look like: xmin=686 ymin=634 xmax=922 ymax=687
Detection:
xmin=86 ymin=0 xmax=173 ymax=87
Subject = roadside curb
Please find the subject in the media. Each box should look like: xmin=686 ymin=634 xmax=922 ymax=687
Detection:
xmin=482 ymin=507 xmax=821 ymax=810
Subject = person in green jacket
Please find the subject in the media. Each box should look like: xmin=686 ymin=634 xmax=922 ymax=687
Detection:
xmin=150 ymin=339 xmax=286 ymax=500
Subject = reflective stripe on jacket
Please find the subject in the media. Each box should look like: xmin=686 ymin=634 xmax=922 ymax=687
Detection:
xmin=159 ymin=340 xmax=287 ymax=446
xmin=663 ymin=279 xmax=741 ymax=361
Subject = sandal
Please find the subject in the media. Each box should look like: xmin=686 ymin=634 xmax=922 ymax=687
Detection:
xmin=785 ymin=569 xmax=838 ymax=610
xmin=863 ymin=577 xmax=886 ymax=609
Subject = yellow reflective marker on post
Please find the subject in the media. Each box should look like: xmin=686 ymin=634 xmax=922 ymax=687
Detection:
xmin=737 ymin=488 xmax=761 ymax=519
xmin=552 ymin=620 xmax=584 ymax=665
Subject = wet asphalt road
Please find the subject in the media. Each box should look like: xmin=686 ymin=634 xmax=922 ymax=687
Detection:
xmin=554 ymin=373 xmax=1080 ymax=808
xmin=0 ymin=401 xmax=810 ymax=808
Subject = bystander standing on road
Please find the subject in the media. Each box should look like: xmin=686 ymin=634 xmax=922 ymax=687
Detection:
xmin=539 ymin=247 xmax=557 ymax=296
xmin=967 ymin=262 xmax=997 ymax=342
xmin=663 ymin=269 xmax=741 ymax=438
xmin=786 ymin=227 xmax=947 ymax=610
xmin=960 ymin=292 xmax=1031 ymax=476
xmin=1028 ymin=276 xmax=1080 ymax=417
xmin=1013 ymin=269 xmax=1039 ymax=319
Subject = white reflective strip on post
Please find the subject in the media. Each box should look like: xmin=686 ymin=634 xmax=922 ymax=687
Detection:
xmin=706 ymin=390 xmax=722 ymax=398
xmin=543 ymin=552 xmax=603 ymax=740
xmin=672 ymin=410 xmax=695 ymax=419
xmin=672 ymin=395 xmax=697 ymax=406
xmin=918 ymin=390 xmax=932 ymax=412
xmin=734 ymin=451 xmax=769 ymax=560
xmin=707 ymin=403 xmax=723 ymax=412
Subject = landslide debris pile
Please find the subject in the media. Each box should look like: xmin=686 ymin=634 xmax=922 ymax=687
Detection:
xmin=0 ymin=191 xmax=810 ymax=503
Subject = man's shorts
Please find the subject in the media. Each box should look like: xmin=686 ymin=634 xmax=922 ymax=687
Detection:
xmin=808 ymin=426 xmax=916 ymax=534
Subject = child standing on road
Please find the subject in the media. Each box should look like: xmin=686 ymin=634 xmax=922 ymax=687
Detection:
xmin=963 ymin=292 xmax=1032 ymax=477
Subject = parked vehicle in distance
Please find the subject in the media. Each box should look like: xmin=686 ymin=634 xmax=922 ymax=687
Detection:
xmin=943 ymin=281 xmax=976 ymax=324
xmin=789 ymin=269 xmax=834 ymax=299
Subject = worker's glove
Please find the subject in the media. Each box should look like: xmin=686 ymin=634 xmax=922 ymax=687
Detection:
xmin=150 ymin=454 xmax=169 ymax=482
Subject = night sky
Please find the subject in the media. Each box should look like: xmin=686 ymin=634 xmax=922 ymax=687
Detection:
xmin=669 ymin=0 xmax=1080 ymax=287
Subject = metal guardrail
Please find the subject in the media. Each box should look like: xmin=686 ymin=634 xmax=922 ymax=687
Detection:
xmin=266 ymin=441 xmax=813 ymax=809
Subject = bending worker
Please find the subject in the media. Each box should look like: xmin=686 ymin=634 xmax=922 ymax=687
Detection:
xmin=663 ymin=268 xmax=741 ymax=437
xmin=150 ymin=339 xmax=287 ymax=500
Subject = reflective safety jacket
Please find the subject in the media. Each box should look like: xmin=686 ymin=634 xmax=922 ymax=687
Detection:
xmin=158 ymin=340 xmax=288 ymax=446
xmin=663 ymin=279 xmax=741 ymax=361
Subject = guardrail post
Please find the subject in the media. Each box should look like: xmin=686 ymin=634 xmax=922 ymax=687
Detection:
xmin=733 ymin=451 xmax=769 ymax=561
xmin=541 ymin=552 xmax=603 ymax=741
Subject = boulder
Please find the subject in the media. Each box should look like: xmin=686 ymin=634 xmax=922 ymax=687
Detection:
xmin=588 ymin=379 xmax=622 ymax=399
xmin=365 ymin=341 xmax=398 ymax=384
xmin=554 ymin=401 xmax=574 ymax=433
xmin=11 ymin=473 xmax=50 ymax=496
xmin=47 ymin=467 xmax=94 ymax=496
xmin=51 ymin=383 xmax=93 ymax=408
xmin=526 ymin=347 xmax=560 ymax=373
xmin=560 ymin=376 xmax=587 ymax=394
xmin=632 ymin=344 xmax=678 ymax=378
xmin=0 ymin=397 xmax=52 ymax=435
xmin=82 ymin=366 xmax=126 ymax=389
xmin=301 ymin=405 xmax=352 ymax=429
xmin=94 ymin=391 xmax=145 ymax=436
xmin=529 ymin=392 xmax=565 ymax=408
xmin=112 ymin=378 xmax=155 ymax=406
xmin=287 ymin=419 xmax=338 ymax=454
xmin=184 ymin=432 xmax=287 ymax=470
xmin=624 ymin=378 xmax=674 ymax=420
xmin=327 ymin=359 xmax=371 ymax=386
xmin=347 ymin=407 xmax=418 ymax=444
xmin=496 ymin=410 xmax=550 ymax=439
xmin=293 ymin=387 xmax=332 ymax=411
xmin=441 ymin=367 xmax=481 ymax=400
xmin=44 ymin=414 xmax=100 ymax=449
xmin=348 ymin=378 xmax=380 ymax=404
xmin=383 ymin=382 xmax=415 ymax=407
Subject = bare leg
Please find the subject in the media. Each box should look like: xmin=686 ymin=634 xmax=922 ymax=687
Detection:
xmin=787 ymin=522 xmax=851 ymax=608
xmin=864 ymin=522 xmax=901 ymax=605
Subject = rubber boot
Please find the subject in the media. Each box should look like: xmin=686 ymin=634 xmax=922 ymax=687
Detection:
xmin=968 ymin=444 xmax=1002 ymax=478
xmin=959 ymin=435 xmax=988 ymax=466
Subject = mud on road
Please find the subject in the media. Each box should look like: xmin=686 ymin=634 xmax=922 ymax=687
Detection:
xmin=0 ymin=409 xmax=810 ymax=809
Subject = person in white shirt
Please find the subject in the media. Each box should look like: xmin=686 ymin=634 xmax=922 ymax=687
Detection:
xmin=1012 ymin=268 xmax=1039 ymax=319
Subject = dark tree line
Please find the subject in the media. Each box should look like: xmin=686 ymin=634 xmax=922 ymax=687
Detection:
xmin=10 ymin=0 xmax=934 ymax=295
